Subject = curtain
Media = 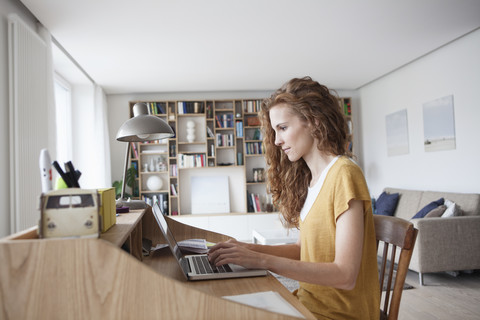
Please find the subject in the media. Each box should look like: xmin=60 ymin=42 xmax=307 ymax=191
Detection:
xmin=37 ymin=24 xmax=57 ymax=157
xmin=93 ymin=85 xmax=112 ymax=188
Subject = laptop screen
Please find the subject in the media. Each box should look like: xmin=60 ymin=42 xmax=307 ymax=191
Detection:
xmin=152 ymin=203 xmax=184 ymax=262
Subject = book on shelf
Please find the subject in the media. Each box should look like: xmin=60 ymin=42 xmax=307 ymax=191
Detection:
xmin=147 ymin=102 xmax=166 ymax=115
xmin=247 ymin=192 xmax=262 ymax=213
xmin=170 ymin=183 xmax=178 ymax=196
xmin=169 ymin=164 xmax=178 ymax=177
xmin=169 ymin=144 xmax=177 ymax=157
xmin=245 ymin=142 xmax=264 ymax=155
xmin=210 ymin=144 xmax=215 ymax=157
xmin=215 ymin=114 xmax=234 ymax=128
xmin=236 ymin=120 xmax=243 ymax=137
xmin=216 ymin=133 xmax=234 ymax=147
xmin=143 ymin=192 xmax=169 ymax=214
xmin=178 ymin=153 xmax=206 ymax=168
xmin=243 ymin=100 xmax=262 ymax=113
xmin=237 ymin=152 xmax=243 ymax=166
xmin=215 ymin=115 xmax=222 ymax=128
xmin=177 ymin=101 xmax=205 ymax=114
xmin=206 ymin=126 xmax=215 ymax=138
xmin=130 ymin=142 xmax=139 ymax=158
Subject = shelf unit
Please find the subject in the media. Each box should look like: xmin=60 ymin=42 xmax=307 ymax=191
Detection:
xmin=341 ymin=97 xmax=353 ymax=154
xmin=127 ymin=97 xmax=352 ymax=216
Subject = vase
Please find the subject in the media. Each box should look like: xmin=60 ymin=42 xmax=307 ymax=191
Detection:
xmin=149 ymin=158 xmax=156 ymax=172
xmin=186 ymin=120 xmax=196 ymax=142
xmin=146 ymin=175 xmax=163 ymax=191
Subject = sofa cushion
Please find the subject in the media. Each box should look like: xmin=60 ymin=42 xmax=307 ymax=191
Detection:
xmin=384 ymin=188 xmax=423 ymax=220
xmin=412 ymin=198 xmax=444 ymax=219
xmin=442 ymin=199 xmax=461 ymax=217
xmin=419 ymin=191 xmax=480 ymax=216
xmin=425 ymin=205 xmax=447 ymax=217
xmin=375 ymin=191 xmax=399 ymax=216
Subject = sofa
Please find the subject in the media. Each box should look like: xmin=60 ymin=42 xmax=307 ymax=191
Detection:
xmin=374 ymin=187 xmax=480 ymax=285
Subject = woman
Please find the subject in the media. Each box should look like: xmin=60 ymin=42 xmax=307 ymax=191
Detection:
xmin=208 ymin=77 xmax=379 ymax=319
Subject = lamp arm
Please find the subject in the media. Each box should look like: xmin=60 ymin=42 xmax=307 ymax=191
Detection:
xmin=121 ymin=142 xmax=131 ymax=200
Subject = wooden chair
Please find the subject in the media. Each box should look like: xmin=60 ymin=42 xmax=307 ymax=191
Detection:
xmin=374 ymin=215 xmax=418 ymax=320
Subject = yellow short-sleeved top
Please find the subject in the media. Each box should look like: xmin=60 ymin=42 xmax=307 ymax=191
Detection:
xmin=295 ymin=156 xmax=380 ymax=319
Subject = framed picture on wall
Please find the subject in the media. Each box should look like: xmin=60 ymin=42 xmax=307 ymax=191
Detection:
xmin=423 ymin=95 xmax=456 ymax=152
xmin=385 ymin=109 xmax=409 ymax=156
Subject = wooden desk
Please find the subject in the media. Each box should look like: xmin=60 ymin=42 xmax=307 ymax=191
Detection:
xmin=0 ymin=207 xmax=314 ymax=319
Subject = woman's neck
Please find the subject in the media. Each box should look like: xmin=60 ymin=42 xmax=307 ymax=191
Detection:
xmin=306 ymin=153 xmax=338 ymax=188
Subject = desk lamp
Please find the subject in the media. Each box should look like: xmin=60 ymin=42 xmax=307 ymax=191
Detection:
xmin=116 ymin=102 xmax=174 ymax=209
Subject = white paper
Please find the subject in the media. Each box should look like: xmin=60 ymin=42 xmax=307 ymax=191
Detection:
xmin=223 ymin=291 xmax=305 ymax=318
xmin=151 ymin=239 xmax=210 ymax=254
xmin=177 ymin=238 xmax=209 ymax=253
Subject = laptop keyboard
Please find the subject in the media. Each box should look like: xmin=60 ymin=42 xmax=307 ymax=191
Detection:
xmin=191 ymin=255 xmax=233 ymax=274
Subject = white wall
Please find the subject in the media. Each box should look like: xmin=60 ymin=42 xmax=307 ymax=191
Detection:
xmin=359 ymin=29 xmax=480 ymax=197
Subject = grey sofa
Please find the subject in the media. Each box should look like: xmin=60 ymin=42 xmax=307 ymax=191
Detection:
xmin=381 ymin=187 xmax=480 ymax=285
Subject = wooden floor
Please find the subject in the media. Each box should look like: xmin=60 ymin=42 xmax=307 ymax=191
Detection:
xmin=399 ymin=270 xmax=480 ymax=320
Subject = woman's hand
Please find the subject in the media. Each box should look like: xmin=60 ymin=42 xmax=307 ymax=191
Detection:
xmin=207 ymin=239 xmax=265 ymax=269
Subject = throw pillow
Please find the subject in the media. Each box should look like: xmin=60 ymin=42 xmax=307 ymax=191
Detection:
xmin=412 ymin=198 xmax=444 ymax=219
xmin=425 ymin=204 xmax=447 ymax=218
xmin=442 ymin=199 xmax=460 ymax=217
xmin=375 ymin=192 xmax=400 ymax=216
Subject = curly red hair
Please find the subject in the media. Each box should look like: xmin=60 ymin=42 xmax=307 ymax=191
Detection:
xmin=259 ymin=77 xmax=351 ymax=228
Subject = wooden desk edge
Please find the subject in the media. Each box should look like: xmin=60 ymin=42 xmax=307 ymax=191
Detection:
xmin=1 ymin=207 xmax=315 ymax=319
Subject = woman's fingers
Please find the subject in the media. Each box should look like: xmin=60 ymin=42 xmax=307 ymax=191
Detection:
xmin=208 ymin=241 xmax=233 ymax=263
xmin=209 ymin=244 xmax=261 ymax=268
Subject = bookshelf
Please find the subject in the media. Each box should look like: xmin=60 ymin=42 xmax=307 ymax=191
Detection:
xmin=340 ymin=97 xmax=353 ymax=154
xmin=127 ymin=97 xmax=352 ymax=215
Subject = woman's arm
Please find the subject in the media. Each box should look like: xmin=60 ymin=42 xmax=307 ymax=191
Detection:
xmin=208 ymin=199 xmax=365 ymax=290
xmin=245 ymin=240 xmax=301 ymax=260
xmin=208 ymin=238 xmax=301 ymax=268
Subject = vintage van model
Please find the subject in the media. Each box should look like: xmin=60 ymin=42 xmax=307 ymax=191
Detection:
xmin=39 ymin=189 xmax=100 ymax=239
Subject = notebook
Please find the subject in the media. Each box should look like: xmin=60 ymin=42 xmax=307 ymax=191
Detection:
xmin=152 ymin=202 xmax=268 ymax=281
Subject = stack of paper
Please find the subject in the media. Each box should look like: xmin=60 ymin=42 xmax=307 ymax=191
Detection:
xmin=223 ymin=291 xmax=305 ymax=318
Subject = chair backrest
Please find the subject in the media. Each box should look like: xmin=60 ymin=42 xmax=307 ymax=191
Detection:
xmin=374 ymin=215 xmax=418 ymax=320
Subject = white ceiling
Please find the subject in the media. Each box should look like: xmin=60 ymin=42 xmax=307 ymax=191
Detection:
xmin=20 ymin=0 xmax=480 ymax=94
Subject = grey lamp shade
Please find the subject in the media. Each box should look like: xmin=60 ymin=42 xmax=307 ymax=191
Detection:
xmin=116 ymin=102 xmax=174 ymax=142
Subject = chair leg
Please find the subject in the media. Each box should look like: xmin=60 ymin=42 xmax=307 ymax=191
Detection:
xmin=419 ymin=272 xmax=424 ymax=286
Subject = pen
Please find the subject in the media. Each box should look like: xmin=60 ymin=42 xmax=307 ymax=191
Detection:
xmin=52 ymin=161 xmax=73 ymax=188
xmin=65 ymin=161 xmax=80 ymax=188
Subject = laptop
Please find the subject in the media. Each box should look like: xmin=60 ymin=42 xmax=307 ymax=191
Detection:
xmin=152 ymin=202 xmax=268 ymax=281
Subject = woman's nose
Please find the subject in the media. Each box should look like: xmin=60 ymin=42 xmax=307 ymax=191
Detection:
xmin=274 ymin=134 xmax=282 ymax=146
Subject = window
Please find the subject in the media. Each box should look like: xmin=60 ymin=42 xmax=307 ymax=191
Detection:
xmin=54 ymin=73 xmax=73 ymax=164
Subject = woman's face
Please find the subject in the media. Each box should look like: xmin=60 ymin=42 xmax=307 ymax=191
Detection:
xmin=270 ymin=103 xmax=315 ymax=162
